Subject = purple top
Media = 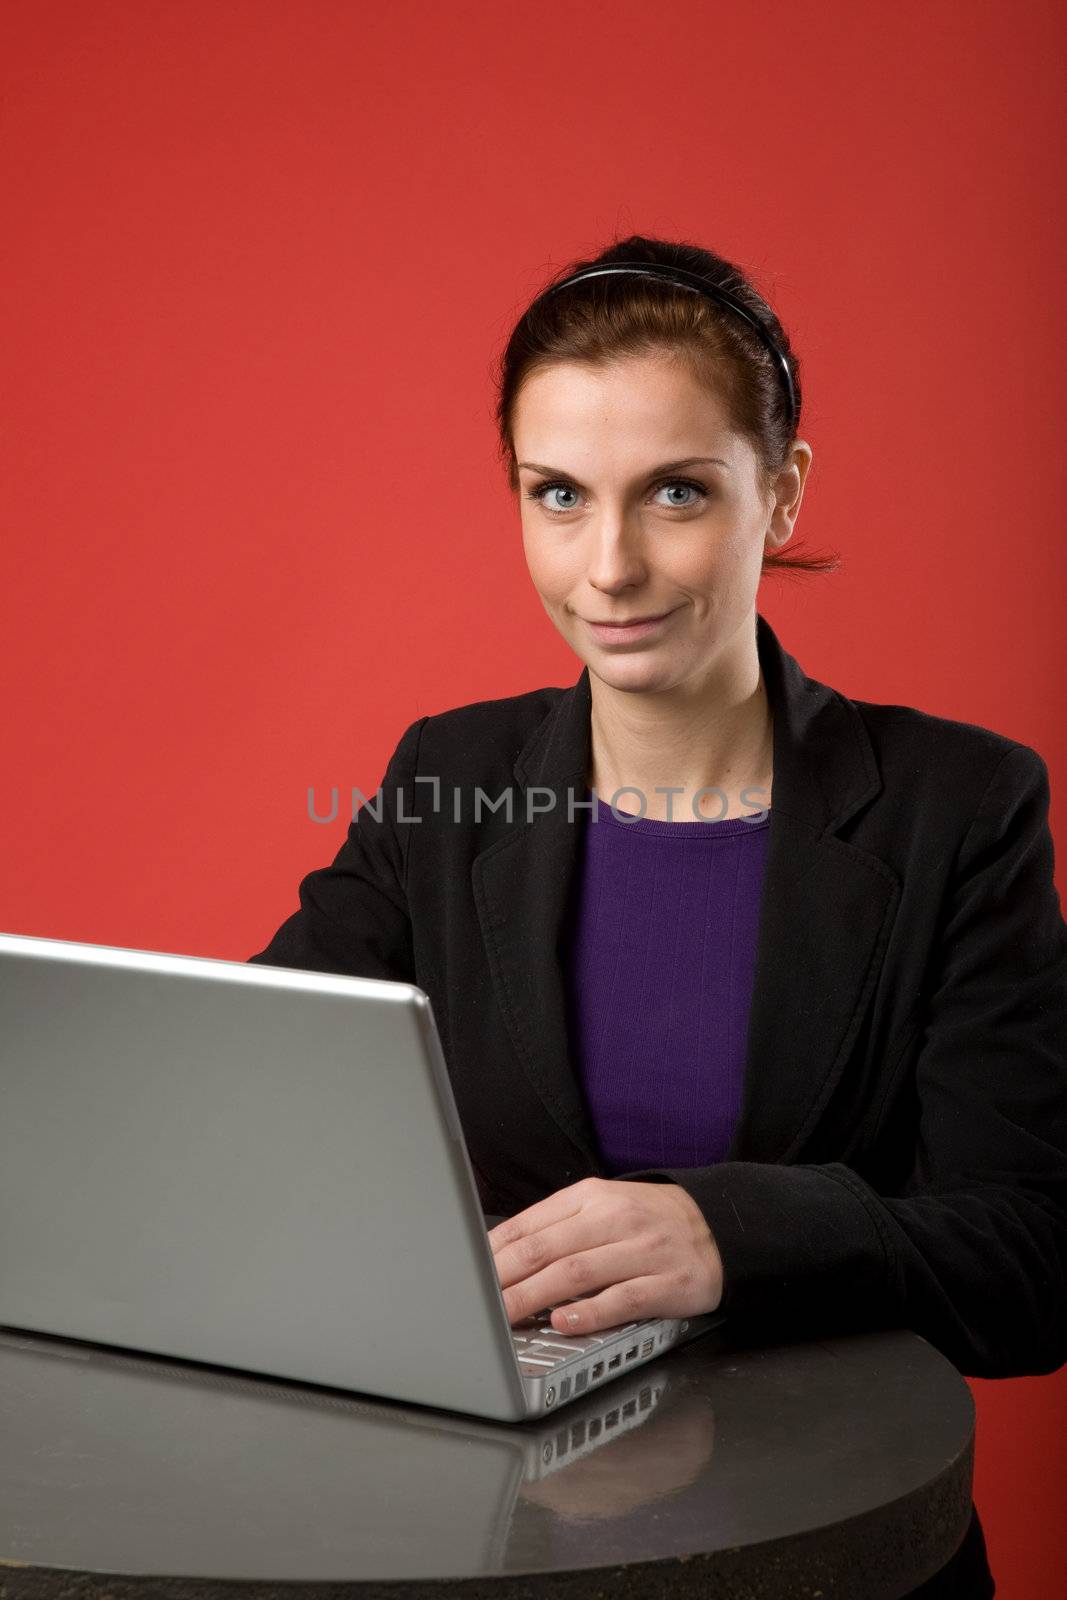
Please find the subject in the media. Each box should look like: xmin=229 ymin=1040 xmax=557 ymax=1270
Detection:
xmin=562 ymin=791 xmax=771 ymax=1172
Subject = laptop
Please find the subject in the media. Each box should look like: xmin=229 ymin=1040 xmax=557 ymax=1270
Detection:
xmin=0 ymin=932 xmax=725 ymax=1422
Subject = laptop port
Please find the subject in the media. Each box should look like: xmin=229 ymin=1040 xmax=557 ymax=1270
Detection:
xmin=591 ymin=1361 xmax=604 ymax=1380
xmin=625 ymin=1345 xmax=637 ymax=1361
xmin=559 ymin=1376 xmax=571 ymax=1402
xmin=608 ymin=1353 xmax=621 ymax=1370
xmin=641 ymin=1338 xmax=654 ymax=1356
xmin=575 ymin=1369 xmax=588 ymax=1392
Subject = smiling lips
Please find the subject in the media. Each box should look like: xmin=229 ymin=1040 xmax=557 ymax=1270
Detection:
xmin=588 ymin=612 xmax=670 ymax=626
xmin=582 ymin=610 xmax=678 ymax=644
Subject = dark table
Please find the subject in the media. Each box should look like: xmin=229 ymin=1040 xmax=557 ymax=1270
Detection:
xmin=0 ymin=1323 xmax=977 ymax=1600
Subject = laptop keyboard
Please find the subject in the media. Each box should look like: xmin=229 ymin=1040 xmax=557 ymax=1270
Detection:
xmin=511 ymin=1308 xmax=656 ymax=1377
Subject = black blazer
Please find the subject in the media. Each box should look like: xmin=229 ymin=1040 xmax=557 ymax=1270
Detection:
xmin=250 ymin=612 xmax=1067 ymax=1382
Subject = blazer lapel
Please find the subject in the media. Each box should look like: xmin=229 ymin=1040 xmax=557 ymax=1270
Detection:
xmin=472 ymin=669 xmax=605 ymax=1172
xmin=473 ymin=611 xmax=901 ymax=1172
xmin=731 ymin=617 xmax=901 ymax=1161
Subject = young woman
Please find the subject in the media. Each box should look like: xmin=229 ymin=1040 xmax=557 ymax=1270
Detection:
xmin=250 ymin=236 xmax=1067 ymax=1596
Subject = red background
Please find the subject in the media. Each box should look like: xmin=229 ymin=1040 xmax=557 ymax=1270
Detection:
xmin=2 ymin=1 xmax=1064 ymax=1588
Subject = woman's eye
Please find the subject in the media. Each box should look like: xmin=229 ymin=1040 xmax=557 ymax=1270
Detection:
xmin=534 ymin=484 xmax=581 ymax=514
xmin=653 ymin=481 xmax=705 ymax=508
xmin=525 ymin=479 xmax=708 ymax=515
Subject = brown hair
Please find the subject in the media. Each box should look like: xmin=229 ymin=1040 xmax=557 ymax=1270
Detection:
xmin=494 ymin=234 xmax=840 ymax=579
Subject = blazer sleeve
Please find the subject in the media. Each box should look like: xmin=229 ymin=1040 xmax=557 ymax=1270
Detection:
xmin=620 ymin=744 xmax=1067 ymax=1380
xmin=246 ymin=717 xmax=427 ymax=982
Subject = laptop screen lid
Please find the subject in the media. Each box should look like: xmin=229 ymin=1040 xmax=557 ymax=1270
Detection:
xmin=0 ymin=932 xmax=529 ymax=1421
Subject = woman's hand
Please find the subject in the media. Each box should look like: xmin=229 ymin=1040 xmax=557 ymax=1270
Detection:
xmin=487 ymin=1176 xmax=724 ymax=1335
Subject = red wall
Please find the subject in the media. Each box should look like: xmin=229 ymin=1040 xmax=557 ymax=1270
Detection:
xmin=2 ymin=1 xmax=1064 ymax=1589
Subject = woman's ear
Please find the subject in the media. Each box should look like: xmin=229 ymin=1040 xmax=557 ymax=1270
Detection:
xmin=765 ymin=440 xmax=813 ymax=552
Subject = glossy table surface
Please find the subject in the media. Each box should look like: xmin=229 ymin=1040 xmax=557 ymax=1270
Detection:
xmin=0 ymin=1322 xmax=975 ymax=1600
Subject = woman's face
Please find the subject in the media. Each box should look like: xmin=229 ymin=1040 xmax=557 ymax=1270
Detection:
xmin=513 ymin=352 xmax=810 ymax=695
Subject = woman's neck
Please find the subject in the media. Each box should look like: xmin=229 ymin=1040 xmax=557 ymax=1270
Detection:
xmin=587 ymin=663 xmax=774 ymax=823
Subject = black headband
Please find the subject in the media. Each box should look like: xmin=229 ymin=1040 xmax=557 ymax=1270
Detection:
xmin=537 ymin=261 xmax=798 ymax=434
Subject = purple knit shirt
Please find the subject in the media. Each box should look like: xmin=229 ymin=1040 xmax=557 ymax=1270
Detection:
xmin=562 ymin=791 xmax=771 ymax=1172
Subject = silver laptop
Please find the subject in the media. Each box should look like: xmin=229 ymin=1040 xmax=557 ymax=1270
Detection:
xmin=0 ymin=932 xmax=724 ymax=1422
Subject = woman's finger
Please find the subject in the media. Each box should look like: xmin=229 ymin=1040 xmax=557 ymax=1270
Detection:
xmin=493 ymin=1202 xmax=628 ymax=1292
xmin=487 ymin=1176 xmax=599 ymax=1255
xmin=501 ymin=1239 xmax=661 ymax=1326
xmin=549 ymin=1274 xmax=667 ymax=1336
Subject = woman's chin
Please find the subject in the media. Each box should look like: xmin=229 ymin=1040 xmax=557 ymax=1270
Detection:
xmin=585 ymin=652 xmax=681 ymax=692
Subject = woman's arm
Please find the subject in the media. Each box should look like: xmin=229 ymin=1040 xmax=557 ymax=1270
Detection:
xmin=247 ymin=716 xmax=428 ymax=982
xmin=620 ymin=744 xmax=1067 ymax=1379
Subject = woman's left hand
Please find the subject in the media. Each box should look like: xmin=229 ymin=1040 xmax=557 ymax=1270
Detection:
xmin=487 ymin=1176 xmax=724 ymax=1335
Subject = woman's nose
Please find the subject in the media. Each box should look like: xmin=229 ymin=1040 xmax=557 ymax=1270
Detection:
xmin=585 ymin=517 xmax=649 ymax=591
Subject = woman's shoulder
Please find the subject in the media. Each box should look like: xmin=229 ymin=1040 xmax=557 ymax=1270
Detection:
xmin=842 ymin=691 xmax=1052 ymax=828
xmin=409 ymin=681 xmax=568 ymax=775
xmin=849 ymin=691 xmax=1047 ymax=771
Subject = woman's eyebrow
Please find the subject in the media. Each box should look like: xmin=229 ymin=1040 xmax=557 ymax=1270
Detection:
xmin=517 ymin=456 xmax=730 ymax=485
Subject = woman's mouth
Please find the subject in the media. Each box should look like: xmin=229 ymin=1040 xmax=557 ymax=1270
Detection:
xmin=581 ymin=609 xmax=678 ymax=646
